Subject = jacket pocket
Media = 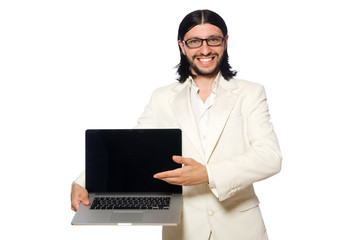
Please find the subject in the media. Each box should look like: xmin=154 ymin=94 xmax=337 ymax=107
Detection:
xmin=236 ymin=196 xmax=260 ymax=212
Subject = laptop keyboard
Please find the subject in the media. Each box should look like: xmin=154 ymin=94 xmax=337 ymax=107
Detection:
xmin=90 ymin=196 xmax=171 ymax=210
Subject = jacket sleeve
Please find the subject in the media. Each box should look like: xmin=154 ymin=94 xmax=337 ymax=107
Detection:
xmin=208 ymin=85 xmax=282 ymax=201
xmin=136 ymin=92 xmax=158 ymax=128
xmin=73 ymin=171 xmax=85 ymax=188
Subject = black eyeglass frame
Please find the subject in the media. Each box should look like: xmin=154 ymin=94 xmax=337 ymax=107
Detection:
xmin=183 ymin=36 xmax=225 ymax=49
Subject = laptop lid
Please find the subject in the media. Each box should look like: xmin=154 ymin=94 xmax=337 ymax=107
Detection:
xmin=85 ymin=129 xmax=182 ymax=194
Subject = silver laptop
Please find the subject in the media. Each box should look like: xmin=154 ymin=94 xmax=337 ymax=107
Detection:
xmin=71 ymin=129 xmax=182 ymax=225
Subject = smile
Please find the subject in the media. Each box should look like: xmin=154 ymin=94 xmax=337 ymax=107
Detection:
xmin=198 ymin=58 xmax=213 ymax=62
xmin=195 ymin=56 xmax=216 ymax=64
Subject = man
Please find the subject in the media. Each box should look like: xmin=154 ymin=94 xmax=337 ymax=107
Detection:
xmin=71 ymin=9 xmax=282 ymax=240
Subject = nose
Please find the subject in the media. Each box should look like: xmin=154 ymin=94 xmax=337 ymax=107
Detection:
xmin=199 ymin=40 xmax=212 ymax=55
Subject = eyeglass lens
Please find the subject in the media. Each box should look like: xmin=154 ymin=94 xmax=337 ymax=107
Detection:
xmin=185 ymin=37 xmax=223 ymax=48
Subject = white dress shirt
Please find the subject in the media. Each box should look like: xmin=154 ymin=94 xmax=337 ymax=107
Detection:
xmin=189 ymin=74 xmax=220 ymax=188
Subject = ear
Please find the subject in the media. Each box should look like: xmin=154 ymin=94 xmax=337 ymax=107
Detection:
xmin=223 ymin=35 xmax=229 ymax=49
xmin=178 ymin=40 xmax=186 ymax=55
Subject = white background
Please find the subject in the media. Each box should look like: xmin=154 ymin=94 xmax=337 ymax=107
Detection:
xmin=1 ymin=0 xmax=361 ymax=239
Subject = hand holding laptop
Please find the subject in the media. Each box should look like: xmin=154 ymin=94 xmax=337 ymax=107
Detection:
xmin=71 ymin=183 xmax=90 ymax=211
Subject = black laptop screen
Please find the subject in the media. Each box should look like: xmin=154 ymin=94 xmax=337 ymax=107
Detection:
xmin=85 ymin=129 xmax=182 ymax=194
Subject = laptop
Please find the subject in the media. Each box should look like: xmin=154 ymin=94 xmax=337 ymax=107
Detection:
xmin=71 ymin=129 xmax=182 ymax=225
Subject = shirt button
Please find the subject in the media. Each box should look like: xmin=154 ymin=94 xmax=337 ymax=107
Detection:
xmin=208 ymin=210 xmax=214 ymax=216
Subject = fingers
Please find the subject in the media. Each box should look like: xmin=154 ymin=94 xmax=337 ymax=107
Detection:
xmin=154 ymin=156 xmax=208 ymax=186
xmin=71 ymin=193 xmax=90 ymax=211
xmin=79 ymin=193 xmax=90 ymax=206
xmin=154 ymin=156 xmax=205 ymax=186
xmin=172 ymin=155 xmax=182 ymax=163
xmin=154 ymin=156 xmax=196 ymax=179
xmin=157 ymin=177 xmax=182 ymax=185
xmin=71 ymin=184 xmax=90 ymax=211
xmin=172 ymin=155 xmax=192 ymax=165
xmin=154 ymin=171 xmax=184 ymax=186
xmin=154 ymin=168 xmax=181 ymax=179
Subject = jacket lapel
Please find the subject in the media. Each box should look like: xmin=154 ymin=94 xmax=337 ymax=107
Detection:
xmin=170 ymin=81 xmax=205 ymax=162
xmin=204 ymin=78 xmax=239 ymax=163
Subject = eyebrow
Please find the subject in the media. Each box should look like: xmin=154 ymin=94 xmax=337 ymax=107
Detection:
xmin=186 ymin=35 xmax=223 ymax=40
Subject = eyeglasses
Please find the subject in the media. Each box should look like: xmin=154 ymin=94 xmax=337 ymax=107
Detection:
xmin=183 ymin=36 xmax=225 ymax=48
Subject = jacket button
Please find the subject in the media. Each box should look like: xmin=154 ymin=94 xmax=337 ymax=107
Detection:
xmin=208 ymin=210 xmax=214 ymax=216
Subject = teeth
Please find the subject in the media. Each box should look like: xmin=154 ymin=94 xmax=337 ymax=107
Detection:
xmin=199 ymin=58 xmax=212 ymax=62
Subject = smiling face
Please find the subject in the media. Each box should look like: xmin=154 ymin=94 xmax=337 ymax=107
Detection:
xmin=178 ymin=23 xmax=228 ymax=79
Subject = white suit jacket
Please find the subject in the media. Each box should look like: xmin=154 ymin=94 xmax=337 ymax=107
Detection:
xmin=74 ymin=75 xmax=281 ymax=239
xmin=136 ymin=75 xmax=282 ymax=240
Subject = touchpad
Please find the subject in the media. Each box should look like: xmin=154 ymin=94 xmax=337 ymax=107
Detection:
xmin=110 ymin=212 xmax=143 ymax=223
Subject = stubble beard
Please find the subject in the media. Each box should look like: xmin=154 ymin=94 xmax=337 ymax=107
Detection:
xmin=188 ymin=52 xmax=224 ymax=77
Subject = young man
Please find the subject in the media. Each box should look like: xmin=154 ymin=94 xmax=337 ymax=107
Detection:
xmin=71 ymin=10 xmax=282 ymax=240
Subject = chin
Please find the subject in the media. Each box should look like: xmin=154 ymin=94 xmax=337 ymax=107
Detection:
xmin=193 ymin=66 xmax=219 ymax=77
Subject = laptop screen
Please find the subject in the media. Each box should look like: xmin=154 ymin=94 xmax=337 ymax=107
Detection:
xmin=85 ymin=129 xmax=182 ymax=194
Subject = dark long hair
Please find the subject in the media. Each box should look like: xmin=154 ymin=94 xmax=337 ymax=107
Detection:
xmin=176 ymin=9 xmax=237 ymax=83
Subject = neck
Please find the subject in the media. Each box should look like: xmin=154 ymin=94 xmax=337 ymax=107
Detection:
xmin=193 ymin=71 xmax=218 ymax=90
xmin=192 ymin=72 xmax=218 ymax=102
